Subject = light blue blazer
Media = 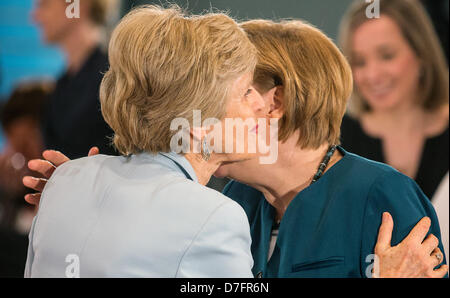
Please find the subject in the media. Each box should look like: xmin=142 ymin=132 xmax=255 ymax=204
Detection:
xmin=24 ymin=152 xmax=253 ymax=277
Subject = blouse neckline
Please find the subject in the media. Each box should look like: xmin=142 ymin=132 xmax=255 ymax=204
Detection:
xmin=262 ymin=146 xmax=350 ymax=236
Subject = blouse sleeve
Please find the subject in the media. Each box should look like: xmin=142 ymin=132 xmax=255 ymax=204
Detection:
xmin=360 ymin=170 xmax=446 ymax=277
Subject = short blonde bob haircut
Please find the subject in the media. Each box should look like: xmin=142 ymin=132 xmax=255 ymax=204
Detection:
xmin=339 ymin=0 xmax=449 ymax=116
xmin=241 ymin=20 xmax=353 ymax=149
xmin=100 ymin=5 xmax=257 ymax=155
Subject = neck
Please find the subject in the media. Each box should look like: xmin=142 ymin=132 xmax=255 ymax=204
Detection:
xmin=248 ymin=140 xmax=342 ymax=222
xmin=365 ymin=103 xmax=425 ymax=134
xmin=184 ymin=153 xmax=224 ymax=185
xmin=59 ymin=22 xmax=101 ymax=74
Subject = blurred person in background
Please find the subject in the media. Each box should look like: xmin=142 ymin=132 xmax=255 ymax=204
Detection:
xmin=339 ymin=0 xmax=449 ymax=200
xmin=432 ymin=172 xmax=449 ymax=260
xmin=32 ymin=0 xmax=119 ymax=159
xmin=339 ymin=0 xmax=449 ymax=261
xmin=0 ymin=81 xmax=52 ymax=277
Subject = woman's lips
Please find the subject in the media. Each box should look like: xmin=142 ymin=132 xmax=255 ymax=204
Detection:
xmin=251 ymin=124 xmax=259 ymax=134
xmin=366 ymin=84 xmax=394 ymax=99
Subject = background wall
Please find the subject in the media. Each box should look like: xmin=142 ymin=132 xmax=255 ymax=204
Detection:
xmin=123 ymin=0 xmax=449 ymax=61
xmin=122 ymin=0 xmax=354 ymax=41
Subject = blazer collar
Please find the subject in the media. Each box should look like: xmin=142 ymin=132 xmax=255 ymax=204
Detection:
xmin=135 ymin=152 xmax=198 ymax=183
xmin=157 ymin=152 xmax=199 ymax=183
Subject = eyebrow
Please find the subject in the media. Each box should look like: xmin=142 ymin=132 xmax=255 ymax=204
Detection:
xmin=351 ymin=42 xmax=397 ymax=57
xmin=376 ymin=43 xmax=397 ymax=51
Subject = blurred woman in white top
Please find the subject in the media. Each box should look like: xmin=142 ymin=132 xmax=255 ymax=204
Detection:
xmin=433 ymin=173 xmax=449 ymax=260
xmin=24 ymin=5 xmax=265 ymax=277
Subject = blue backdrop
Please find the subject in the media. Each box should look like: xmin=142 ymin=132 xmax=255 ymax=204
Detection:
xmin=0 ymin=0 xmax=65 ymax=149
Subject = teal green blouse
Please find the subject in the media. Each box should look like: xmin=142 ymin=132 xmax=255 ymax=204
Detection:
xmin=223 ymin=147 xmax=446 ymax=278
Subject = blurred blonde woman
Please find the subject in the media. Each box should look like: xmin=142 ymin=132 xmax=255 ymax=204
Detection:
xmin=24 ymin=5 xmax=264 ymax=277
xmin=339 ymin=0 xmax=449 ymax=199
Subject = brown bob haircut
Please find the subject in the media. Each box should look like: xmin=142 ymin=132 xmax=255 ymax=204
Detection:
xmin=339 ymin=0 xmax=449 ymax=116
xmin=241 ymin=20 xmax=353 ymax=149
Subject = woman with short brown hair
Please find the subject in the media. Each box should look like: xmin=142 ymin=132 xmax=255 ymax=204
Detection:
xmin=217 ymin=19 xmax=447 ymax=277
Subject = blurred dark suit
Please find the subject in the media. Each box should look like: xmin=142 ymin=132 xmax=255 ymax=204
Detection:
xmin=422 ymin=0 xmax=449 ymax=64
xmin=42 ymin=47 xmax=116 ymax=159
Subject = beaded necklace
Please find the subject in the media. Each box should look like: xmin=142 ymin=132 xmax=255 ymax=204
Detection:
xmin=310 ymin=145 xmax=338 ymax=185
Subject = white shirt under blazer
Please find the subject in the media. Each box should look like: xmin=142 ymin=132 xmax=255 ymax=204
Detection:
xmin=25 ymin=152 xmax=253 ymax=277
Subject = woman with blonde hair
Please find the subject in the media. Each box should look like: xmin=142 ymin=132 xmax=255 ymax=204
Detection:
xmin=338 ymin=0 xmax=449 ymax=199
xmin=24 ymin=5 xmax=265 ymax=277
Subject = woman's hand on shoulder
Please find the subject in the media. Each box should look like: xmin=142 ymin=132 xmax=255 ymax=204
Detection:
xmin=22 ymin=147 xmax=99 ymax=206
xmin=375 ymin=212 xmax=448 ymax=278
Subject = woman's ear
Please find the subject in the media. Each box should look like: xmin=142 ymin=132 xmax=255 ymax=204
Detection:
xmin=190 ymin=124 xmax=217 ymax=153
xmin=266 ymin=86 xmax=285 ymax=119
xmin=190 ymin=126 xmax=207 ymax=144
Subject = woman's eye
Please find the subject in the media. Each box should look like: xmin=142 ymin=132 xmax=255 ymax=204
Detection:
xmin=381 ymin=53 xmax=395 ymax=61
xmin=352 ymin=58 xmax=365 ymax=68
xmin=244 ymin=89 xmax=252 ymax=97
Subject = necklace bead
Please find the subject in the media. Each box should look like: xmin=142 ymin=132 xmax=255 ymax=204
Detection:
xmin=310 ymin=145 xmax=337 ymax=185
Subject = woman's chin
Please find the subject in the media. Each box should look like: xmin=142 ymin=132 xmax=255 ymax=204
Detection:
xmin=365 ymin=93 xmax=405 ymax=112
xmin=214 ymin=155 xmax=252 ymax=175
xmin=223 ymin=152 xmax=258 ymax=164
xmin=213 ymin=167 xmax=227 ymax=178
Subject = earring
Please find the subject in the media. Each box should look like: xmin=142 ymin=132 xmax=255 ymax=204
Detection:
xmin=201 ymin=137 xmax=211 ymax=161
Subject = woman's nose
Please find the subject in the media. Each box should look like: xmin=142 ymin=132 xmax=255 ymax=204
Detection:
xmin=364 ymin=61 xmax=384 ymax=83
xmin=250 ymin=92 xmax=266 ymax=117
